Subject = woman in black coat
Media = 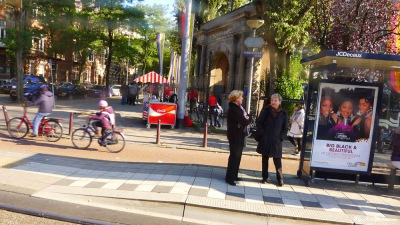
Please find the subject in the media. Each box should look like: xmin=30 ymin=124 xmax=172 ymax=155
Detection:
xmin=225 ymin=90 xmax=251 ymax=186
xmin=256 ymin=93 xmax=288 ymax=186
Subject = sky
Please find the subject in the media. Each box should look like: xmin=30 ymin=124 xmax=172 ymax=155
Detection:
xmin=125 ymin=0 xmax=175 ymax=18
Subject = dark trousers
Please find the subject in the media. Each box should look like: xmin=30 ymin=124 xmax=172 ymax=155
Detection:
xmin=214 ymin=112 xmax=221 ymax=127
xmin=287 ymin=136 xmax=302 ymax=152
xmin=262 ymin=155 xmax=283 ymax=182
xmin=209 ymin=106 xmax=216 ymax=126
xmin=225 ymin=141 xmax=243 ymax=182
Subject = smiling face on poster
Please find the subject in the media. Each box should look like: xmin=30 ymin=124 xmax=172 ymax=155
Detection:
xmin=311 ymin=82 xmax=380 ymax=173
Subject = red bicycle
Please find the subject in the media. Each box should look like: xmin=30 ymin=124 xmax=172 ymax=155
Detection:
xmin=7 ymin=106 xmax=63 ymax=142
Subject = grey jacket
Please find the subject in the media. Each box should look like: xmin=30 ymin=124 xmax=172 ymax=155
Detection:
xmin=27 ymin=91 xmax=54 ymax=113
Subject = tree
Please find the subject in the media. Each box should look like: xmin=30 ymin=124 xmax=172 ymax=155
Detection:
xmin=135 ymin=3 xmax=173 ymax=74
xmin=31 ymin=0 xmax=76 ymax=82
xmin=253 ymin=0 xmax=313 ymax=95
xmin=79 ymin=0 xmax=144 ymax=92
xmin=311 ymin=0 xmax=399 ymax=53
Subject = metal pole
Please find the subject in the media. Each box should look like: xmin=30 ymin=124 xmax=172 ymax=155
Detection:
xmin=2 ymin=106 xmax=9 ymax=125
xmin=156 ymin=119 xmax=161 ymax=144
xmin=245 ymin=29 xmax=256 ymax=114
xmin=202 ymin=123 xmax=208 ymax=148
xmin=69 ymin=112 xmax=74 ymax=137
xmin=203 ymin=51 xmax=213 ymax=127
xmin=177 ymin=0 xmax=192 ymax=128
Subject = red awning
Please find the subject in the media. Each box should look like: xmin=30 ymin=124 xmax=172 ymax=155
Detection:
xmin=134 ymin=71 xmax=168 ymax=84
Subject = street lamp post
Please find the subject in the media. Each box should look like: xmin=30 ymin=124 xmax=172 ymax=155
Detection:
xmin=245 ymin=19 xmax=264 ymax=114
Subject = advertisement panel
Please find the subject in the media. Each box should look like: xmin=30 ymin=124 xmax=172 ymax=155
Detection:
xmin=311 ymin=82 xmax=380 ymax=173
xmin=148 ymin=102 xmax=177 ymax=126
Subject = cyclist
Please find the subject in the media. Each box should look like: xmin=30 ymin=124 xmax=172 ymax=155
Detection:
xmin=89 ymin=100 xmax=115 ymax=143
xmin=24 ymin=85 xmax=54 ymax=137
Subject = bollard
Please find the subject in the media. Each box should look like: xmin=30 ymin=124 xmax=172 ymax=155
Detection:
xmin=2 ymin=106 xmax=9 ymax=125
xmin=202 ymin=123 xmax=208 ymax=148
xmin=69 ymin=112 xmax=74 ymax=137
xmin=156 ymin=119 xmax=161 ymax=144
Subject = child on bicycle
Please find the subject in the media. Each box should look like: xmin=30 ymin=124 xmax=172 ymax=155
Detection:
xmin=89 ymin=100 xmax=115 ymax=143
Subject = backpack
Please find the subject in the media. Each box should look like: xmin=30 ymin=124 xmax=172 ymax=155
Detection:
xmin=198 ymin=102 xmax=205 ymax=112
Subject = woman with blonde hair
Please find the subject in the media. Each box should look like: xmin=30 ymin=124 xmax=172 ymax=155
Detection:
xmin=225 ymin=90 xmax=251 ymax=186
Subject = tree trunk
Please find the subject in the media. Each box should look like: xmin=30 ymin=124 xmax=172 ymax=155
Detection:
xmin=268 ymin=43 xmax=277 ymax=96
xmin=285 ymin=51 xmax=291 ymax=78
xmin=276 ymin=48 xmax=285 ymax=80
xmin=105 ymin=29 xmax=113 ymax=94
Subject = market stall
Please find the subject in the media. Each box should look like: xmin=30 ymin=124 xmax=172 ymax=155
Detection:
xmin=134 ymin=71 xmax=176 ymax=128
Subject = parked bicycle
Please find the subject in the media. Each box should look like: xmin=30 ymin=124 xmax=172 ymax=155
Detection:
xmin=379 ymin=127 xmax=393 ymax=151
xmin=71 ymin=116 xmax=126 ymax=153
xmin=7 ymin=106 xmax=63 ymax=142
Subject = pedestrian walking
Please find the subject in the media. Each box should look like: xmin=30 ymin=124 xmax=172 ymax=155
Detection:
xmin=287 ymin=103 xmax=305 ymax=155
xmin=256 ymin=93 xmax=288 ymax=186
xmin=120 ymin=84 xmax=128 ymax=105
xmin=209 ymin=93 xmax=217 ymax=126
xmin=128 ymin=82 xmax=138 ymax=105
xmin=391 ymin=126 xmax=400 ymax=169
xmin=214 ymin=103 xmax=223 ymax=127
xmin=225 ymin=90 xmax=251 ymax=186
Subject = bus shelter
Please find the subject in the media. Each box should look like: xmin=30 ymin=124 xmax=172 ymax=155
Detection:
xmin=299 ymin=50 xmax=400 ymax=186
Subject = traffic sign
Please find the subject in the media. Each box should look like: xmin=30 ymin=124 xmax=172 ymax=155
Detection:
xmin=242 ymin=51 xmax=263 ymax=58
xmin=244 ymin=37 xmax=264 ymax=48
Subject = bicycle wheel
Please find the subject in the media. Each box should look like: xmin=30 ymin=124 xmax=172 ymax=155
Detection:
xmin=104 ymin=131 xmax=125 ymax=153
xmin=71 ymin=128 xmax=92 ymax=149
xmin=7 ymin=117 xmax=29 ymax=139
xmin=43 ymin=121 xmax=63 ymax=142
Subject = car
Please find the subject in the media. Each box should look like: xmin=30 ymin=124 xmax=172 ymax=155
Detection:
xmin=10 ymin=83 xmax=49 ymax=101
xmin=55 ymin=84 xmax=88 ymax=100
xmin=2 ymin=75 xmax=46 ymax=94
xmin=87 ymin=85 xmax=107 ymax=98
xmin=109 ymin=84 xmax=121 ymax=96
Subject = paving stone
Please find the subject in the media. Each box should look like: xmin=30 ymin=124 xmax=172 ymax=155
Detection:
xmin=152 ymin=185 xmax=173 ymax=193
xmin=225 ymin=192 xmax=245 ymax=202
xmin=339 ymin=204 xmax=366 ymax=215
xmin=116 ymin=183 xmax=138 ymax=191
xmin=263 ymin=196 xmax=284 ymax=206
xmin=377 ymin=208 xmax=400 ymax=219
xmin=53 ymin=179 xmax=75 ymax=186
xmin=282 ymin=198 xmax=303 ymax=208
xmin=320 ymin=202 xmax=344 ymax=213
xmin=84 ymin=181 xmax=107 ymax=188
xmin=245 ymin=194 xmax=264 ymax=204
xmin=189 ymin=188 xmax=209 ymax=197
xmin=300 ymin=200 xmax=324 ymax=211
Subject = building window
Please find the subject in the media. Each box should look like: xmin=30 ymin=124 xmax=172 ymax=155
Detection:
xmin=38 ymin=62 xmax=46 ymax=76
xmin=0 ymin=20 xmax=6 ymax=41
xmin=73 ymin=51 xmax=78 ymax=62
xmin=88 ymin=52 xmax=94 ymax=62
xmin=29 ymin=60 xmax=35 ymax=75
xmin=73 ymin=67 xmax=78 ymax=80
xmin=32 ymin=36 xmax=45 ymax=52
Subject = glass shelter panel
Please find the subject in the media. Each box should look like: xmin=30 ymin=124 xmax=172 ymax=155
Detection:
xmin=299 ymin=51 xmax=400 ymax=184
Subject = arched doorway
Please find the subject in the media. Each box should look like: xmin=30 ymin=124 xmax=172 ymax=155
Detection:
xmin=211 ymin=52 xmax=229 ymax=95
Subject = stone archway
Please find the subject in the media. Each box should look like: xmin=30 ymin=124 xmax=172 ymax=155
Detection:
xmin=211 ymin=52 xmax=229 ymax=94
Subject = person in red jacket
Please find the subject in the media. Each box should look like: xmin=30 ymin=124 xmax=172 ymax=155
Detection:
xmin=209 ymin=93 xmax=217 ymax=126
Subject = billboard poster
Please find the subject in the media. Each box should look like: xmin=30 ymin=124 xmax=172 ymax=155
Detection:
xmin=310 ymin=82 xmax=380 ymax=173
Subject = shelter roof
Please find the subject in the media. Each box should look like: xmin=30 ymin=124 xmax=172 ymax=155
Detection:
xmin=301 ymin=50 xmax=400 ymax=71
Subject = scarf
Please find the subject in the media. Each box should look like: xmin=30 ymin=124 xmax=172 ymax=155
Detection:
xmin=271 ymin=106 xmax=282 ymax=118
xmin=237 ymin=103 xmax=250 ymax=134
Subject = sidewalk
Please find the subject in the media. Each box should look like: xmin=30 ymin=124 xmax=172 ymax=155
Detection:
xmin=0 ymin=97 xmax=399 ymax=224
